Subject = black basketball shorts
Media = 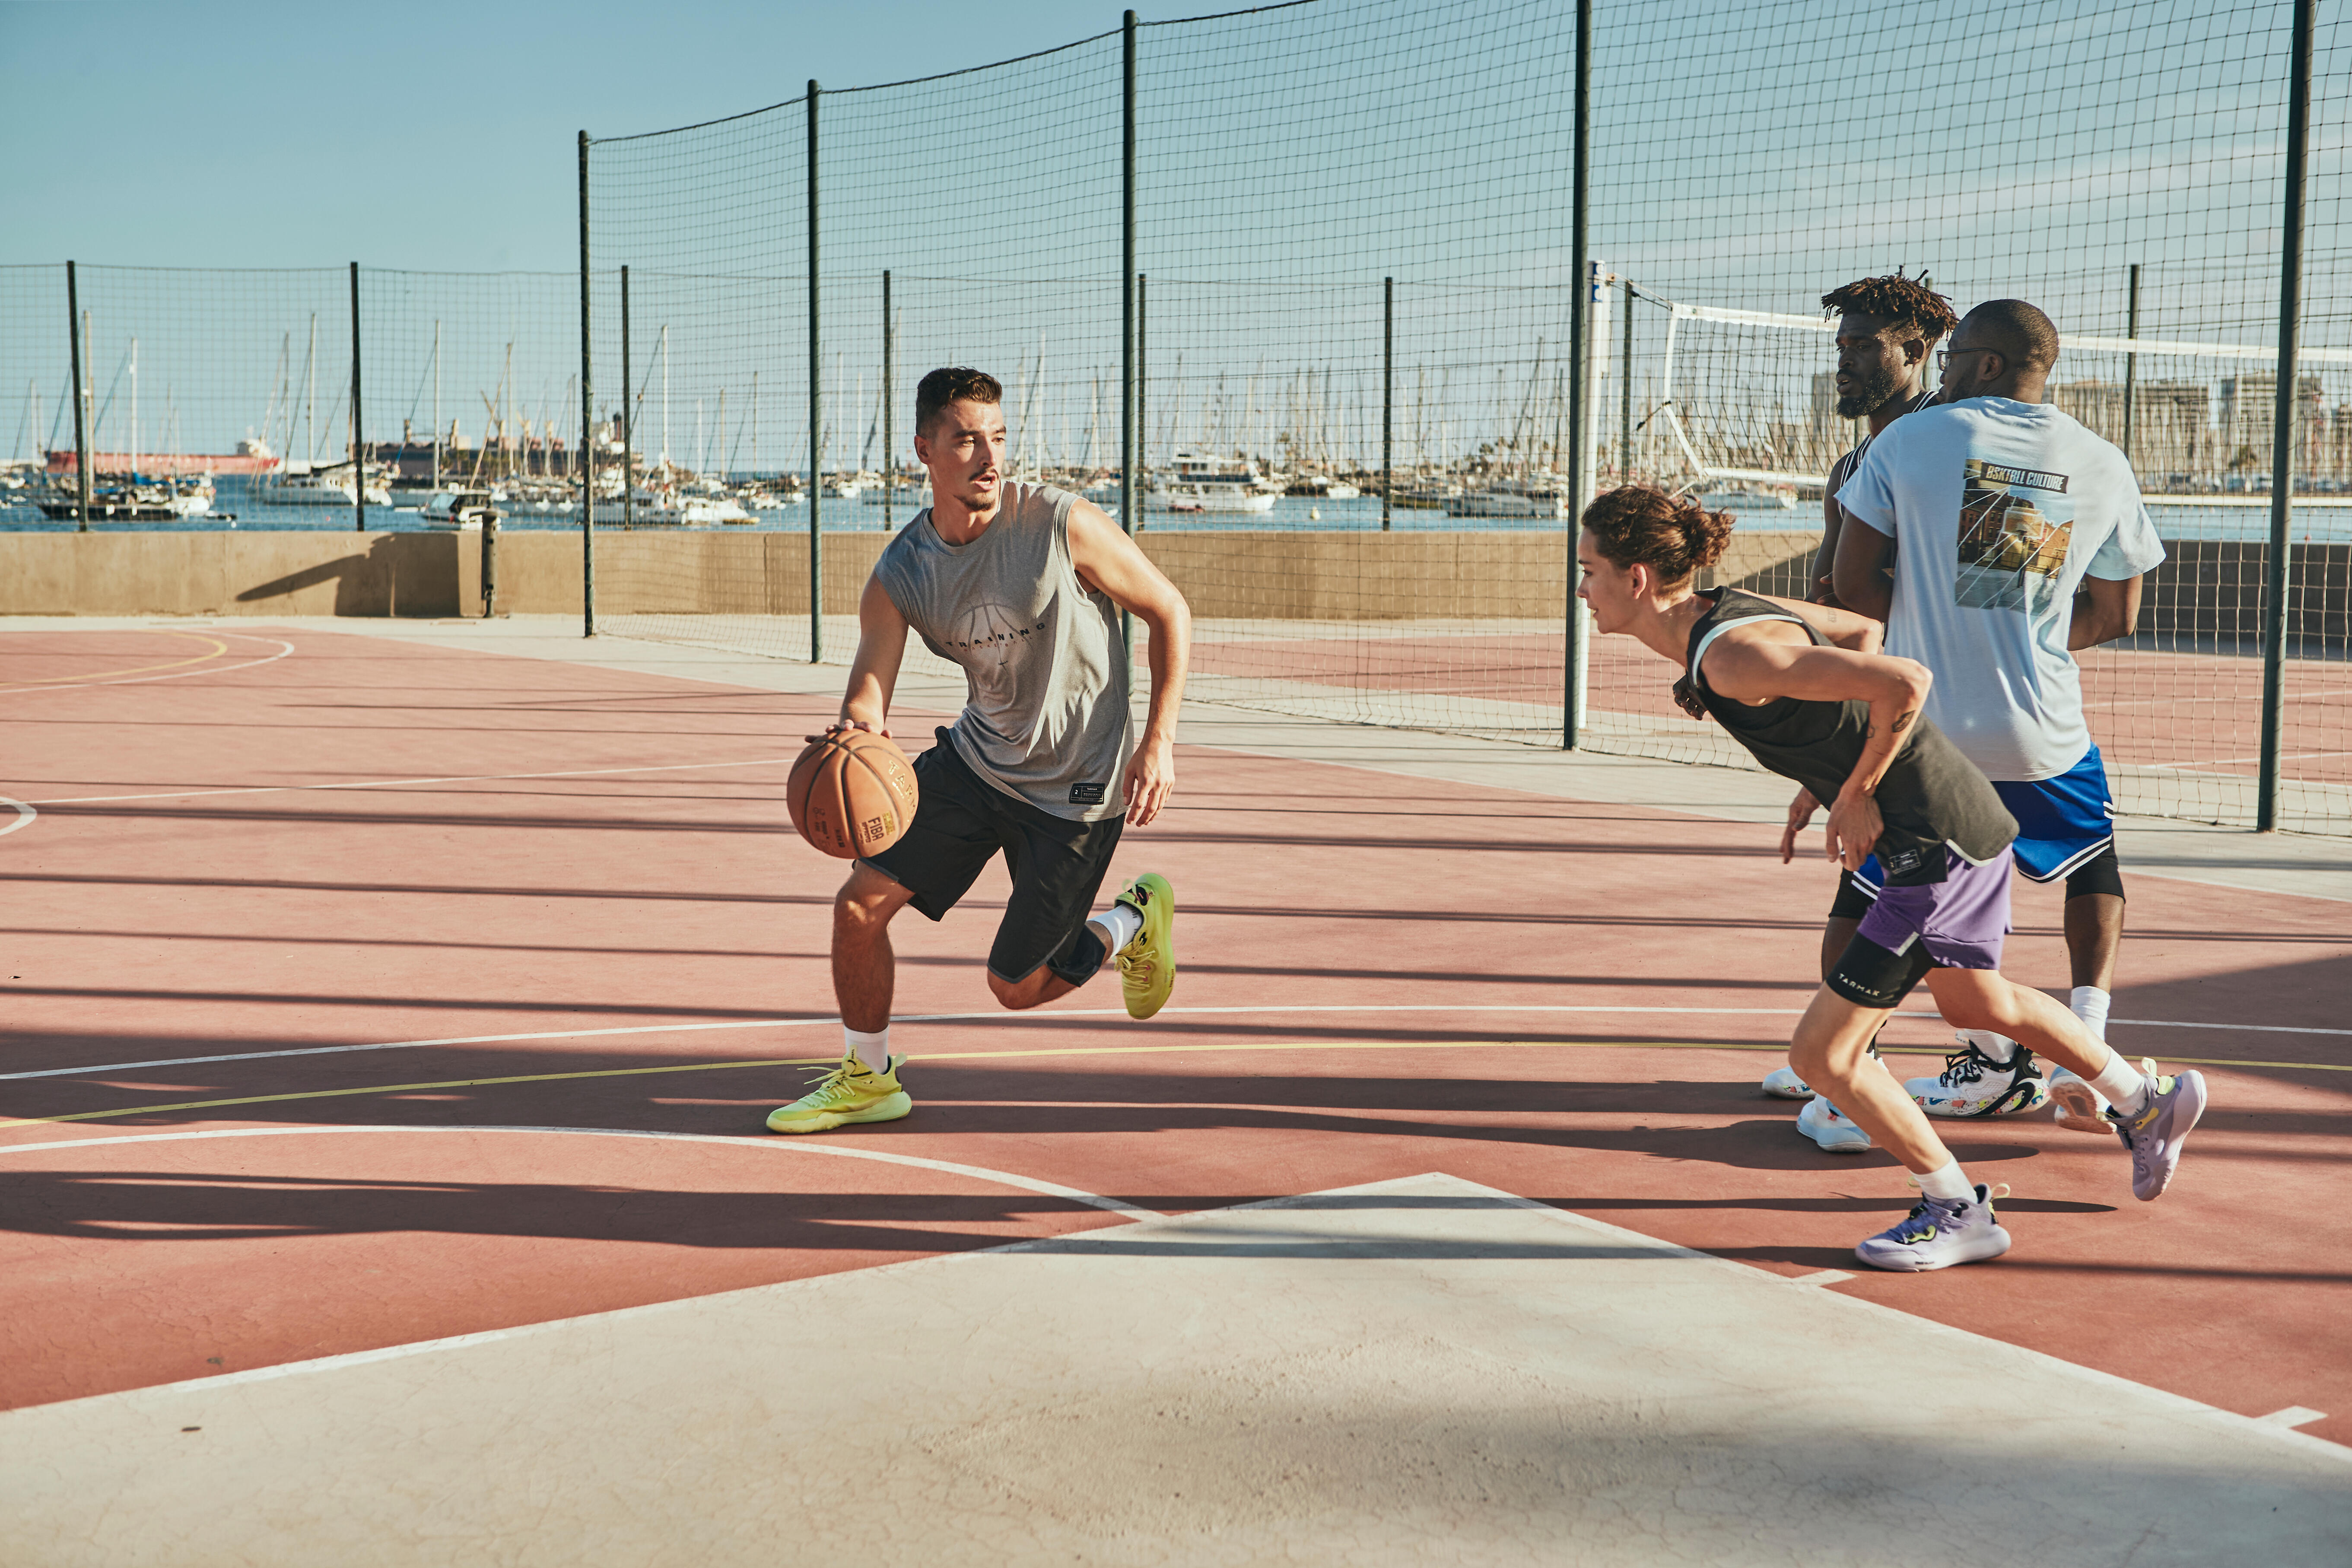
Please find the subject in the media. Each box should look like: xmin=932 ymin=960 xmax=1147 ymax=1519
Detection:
xmin=861 ymin=728 xmax=1125 ymax=986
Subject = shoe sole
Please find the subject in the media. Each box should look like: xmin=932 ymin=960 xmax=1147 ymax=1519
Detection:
xmin=1121 ymin=875 xmax=1175 ymax=1021
xmin=1912 ymin=1081 xmax=2051 ymax=1118
xmin=1856 ymin=1227 xmax=2013 ymax=1272
xmin=1796 ymin=1110 xmax=1872 ymax=1154
xmin=1761 ymin=1081 xmax=1812 ymax=1100
xmin=2048 ymin=1077 xmax=2113 ymax=1135
xmin=765 ymin=1091 xmax=913 ymax=1135
xmin=2130 ymin=1070 xmax=2208 ymax=1202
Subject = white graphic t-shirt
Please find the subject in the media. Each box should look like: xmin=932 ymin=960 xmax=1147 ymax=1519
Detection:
xmin=1837 ymin=397 xmax=2167 ymax=781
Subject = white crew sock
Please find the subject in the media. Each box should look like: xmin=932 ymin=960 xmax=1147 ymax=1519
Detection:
xmin=1091 ymin=899 xmax=1143 ymax=955
xmin=845 ymin=1025 xmax=891 ymax=1075
xmin=1958 ymin=1028 xmax=2018 ymax=1065
xmin=2070 ymin=986 xmax=2112 ymax=1040
xmin=1916 ymin=1160 xmax=1974 ymax=1202
xmin=2088 ymin=1051 xmax=2153 ymax=1116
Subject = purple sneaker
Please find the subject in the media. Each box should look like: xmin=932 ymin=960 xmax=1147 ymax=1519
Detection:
xmin=2109 ymin=1064 xmax=2208 ymax=1202
xmin=1854 ymin=1184 xmax=2012 ymax=1272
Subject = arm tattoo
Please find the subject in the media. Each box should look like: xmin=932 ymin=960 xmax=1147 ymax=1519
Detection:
xmin=1891 ymin=709 xmax=1917 ymax=735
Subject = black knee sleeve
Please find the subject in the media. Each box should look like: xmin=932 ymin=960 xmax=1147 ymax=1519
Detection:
xmin=1827 ymin=934 xmax=1936 ymax=1010
xmin=2064 ymin=844 xmax=2124 ymax=903
xmin=1827 ymin=871 xmax=1878 ymax=922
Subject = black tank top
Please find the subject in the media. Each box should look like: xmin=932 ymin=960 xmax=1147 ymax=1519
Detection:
xmin=1685 ymin=589 xmax=2015 ymax=886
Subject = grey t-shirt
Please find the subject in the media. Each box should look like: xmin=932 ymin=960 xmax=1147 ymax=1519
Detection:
xmin=871 ymin=481 xmax=1132 ymax=821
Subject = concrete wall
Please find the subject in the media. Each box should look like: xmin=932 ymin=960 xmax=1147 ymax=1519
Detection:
xmin=0 ymin=531 xmax=487 ymax=618
xmin=0 ymin=529 xmax=2338 ymax=645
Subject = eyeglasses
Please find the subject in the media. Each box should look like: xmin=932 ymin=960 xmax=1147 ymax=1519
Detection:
xmin=1937 ymin=346 xmax=1995 ymax=372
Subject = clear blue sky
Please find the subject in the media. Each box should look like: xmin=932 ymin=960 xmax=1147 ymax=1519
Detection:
xmin=0 ymin=0 xmax=1125 ymax=270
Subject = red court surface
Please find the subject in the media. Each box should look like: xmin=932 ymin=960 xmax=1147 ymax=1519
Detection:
xmin=2 ymin=625 xmax=2347 ymax=1444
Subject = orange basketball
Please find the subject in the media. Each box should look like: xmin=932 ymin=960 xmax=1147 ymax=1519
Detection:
xmin=788 ymin=729 xmax=919 ymax=859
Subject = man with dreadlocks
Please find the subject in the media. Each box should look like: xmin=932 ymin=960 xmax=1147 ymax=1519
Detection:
xmin=1754 ymin=273 xmax=1958 ymax=1148
xmin=1821 ymin=298 xmax=2171 ymax=1151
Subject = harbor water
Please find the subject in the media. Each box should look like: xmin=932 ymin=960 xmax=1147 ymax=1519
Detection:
xmin=3 ymin=477 xmax=2348 ymax=542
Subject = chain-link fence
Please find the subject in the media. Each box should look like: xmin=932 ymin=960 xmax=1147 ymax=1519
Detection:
xmin=5 ymin=1 xmax=2343 ymax=833
xmin=0 ymin=263 xmax=582 ymax=531
xmin=570 ymin=0 xmax=2346 ymax=834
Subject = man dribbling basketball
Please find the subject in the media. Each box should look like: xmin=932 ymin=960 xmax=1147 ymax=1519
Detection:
xmin=766 ymin=367 xmax=1192 ymax=1135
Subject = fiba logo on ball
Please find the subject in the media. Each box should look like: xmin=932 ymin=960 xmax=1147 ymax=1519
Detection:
xmin=788 ymin=730 xmax=920 ymax=860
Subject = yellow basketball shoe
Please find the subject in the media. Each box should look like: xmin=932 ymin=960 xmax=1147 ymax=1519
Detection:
xmin=764 ymin=1056 xmax=912 ymax=1134
xmin=1114 ymin=872 xmax=1176 ymax=1021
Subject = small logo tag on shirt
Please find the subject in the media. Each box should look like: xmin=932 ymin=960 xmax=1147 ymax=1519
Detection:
xmin=1068 ymin=782 xmax=1107 ymax=805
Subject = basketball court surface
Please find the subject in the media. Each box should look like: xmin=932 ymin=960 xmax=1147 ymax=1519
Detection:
xmin=0 ymin=617 xmax=2346 ymax=1564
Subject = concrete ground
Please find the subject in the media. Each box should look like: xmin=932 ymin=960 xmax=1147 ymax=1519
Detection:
xmin=7 ymin=1172 xmax=2347 ymax=1568
xmin=2 ymin=614 xmax=2345 ymax=1566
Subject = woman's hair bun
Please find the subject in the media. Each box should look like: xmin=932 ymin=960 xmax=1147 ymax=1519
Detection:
xmin=1579 ymin=485 xmax=1735 ymax=581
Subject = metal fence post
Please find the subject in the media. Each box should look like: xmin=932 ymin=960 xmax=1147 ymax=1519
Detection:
xmin=1120 ymin=11 xmax=1138 ymax=650
xmin=65 ymin=261 xmax=89 ymax=532
xmin=578 ymin=130 xmax=597 ymax=636
xmin=882 ymin=269 xmax=893 ymax=530
xmin=1620 ymin=277 xmax=1634 ymax=482
xmin=2258 ymin=0 xmax=2314 ymax=832
xmin=1136 ymin=272 xmax=1147 ymax=533
xmin=621 ymin=265 xmax=635 ymax=528
xmin=350 ymin=261 xmax=366 ymax=532
xmin=1562 ymin=0 xmax=1591 ymax=750
xmin=807 ymin=80 xmax=823 ymax=664
xmin=2122 ymin=263 xmax=2140 ymax=464
xmin=1382 ymin=277 xmax=1394 ymax=531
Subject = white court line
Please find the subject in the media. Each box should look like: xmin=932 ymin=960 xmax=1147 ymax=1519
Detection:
xmin=0 ymin=1123 xmax=1160 ymax=1220
xmin=27 ymin=754 xmax=795 ymax=808
xmin=0 ymin=797 xmax=33 ymax=839
xmin=0 ymin=633 xmax=292 ymax=699
xmin=6 ymin=1003 xmax=2339 ymax=1085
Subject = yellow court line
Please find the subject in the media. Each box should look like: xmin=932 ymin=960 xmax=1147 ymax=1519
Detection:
xmin=3 ymin=1037 xmax=2342 ymax=1132
xmin=0 ymin=632 xmax=228 ymax=687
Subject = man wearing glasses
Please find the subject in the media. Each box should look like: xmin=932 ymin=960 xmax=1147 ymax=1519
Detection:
xmin=1823 ymin=299 xmax=2168 ymax=1139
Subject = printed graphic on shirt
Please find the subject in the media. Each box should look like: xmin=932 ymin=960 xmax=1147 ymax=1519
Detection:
xmin=1955 ymin=457 xmax=2073 ymax=614
xmin=948 ymin=601 xmax=1049 ymax=705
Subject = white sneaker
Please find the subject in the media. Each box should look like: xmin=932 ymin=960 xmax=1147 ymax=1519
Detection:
xmin=1797 ymin=1094 xmax=1873 ymax=1153
xmin=1906 ymin=1035 xmax=2049 ymax=1118
xmin=1762 ymin=1038 xmax=1879 ymax=1100
xmin=2047 ymin=1064 xmax=2113 ymax=1135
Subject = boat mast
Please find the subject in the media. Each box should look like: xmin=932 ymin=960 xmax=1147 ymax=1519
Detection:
xmin=502 ymin=341 xmax=513 ymax=482
xmin=305 ymin=313 xmax=317 ymax=468
xmin=128 ymin=338 xmax=138 ymax=481
xmin=751 ymin=370 xmax=759 ymax=476
xmin=431 ymin=320 xmax=441 ymax=488
xmin=659 ymin=325 xmax=669 ymax=475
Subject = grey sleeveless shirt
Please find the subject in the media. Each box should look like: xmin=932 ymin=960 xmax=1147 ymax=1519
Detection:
xmin=871 ymin=481 xmax=1132 ymax=821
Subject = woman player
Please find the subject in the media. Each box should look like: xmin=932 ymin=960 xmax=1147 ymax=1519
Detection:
xmin=1575 ymin=485 xmax=2207 ymax=1270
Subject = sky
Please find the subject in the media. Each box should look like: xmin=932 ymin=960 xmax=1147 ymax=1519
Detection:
xmin=3 ymin=0 xmax=2339 ymax=470
xmin=0 ymin=0 xmax=1125 ymax=271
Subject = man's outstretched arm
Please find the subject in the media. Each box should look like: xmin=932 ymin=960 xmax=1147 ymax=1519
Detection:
xmin=1067 ymin=499 xmax=1192 ymax=826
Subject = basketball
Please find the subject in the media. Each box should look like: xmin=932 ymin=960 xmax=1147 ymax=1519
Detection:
xmin=787 ymin=729 xmax=920 ymax=859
